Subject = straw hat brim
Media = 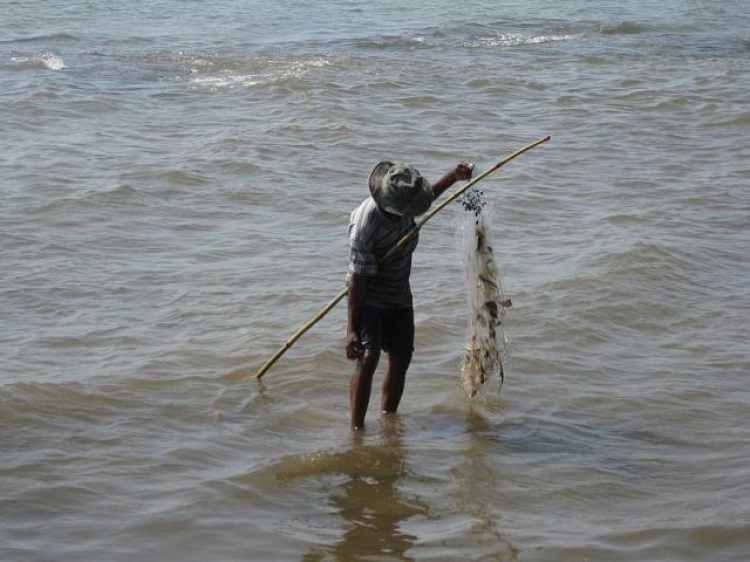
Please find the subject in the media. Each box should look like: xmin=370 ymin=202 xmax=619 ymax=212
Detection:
xmin=368 ymin=161 xmax=433 ymax=217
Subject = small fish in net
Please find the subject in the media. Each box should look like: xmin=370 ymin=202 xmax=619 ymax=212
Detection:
xmin=458 ymin=189 xmax=510 ymax=397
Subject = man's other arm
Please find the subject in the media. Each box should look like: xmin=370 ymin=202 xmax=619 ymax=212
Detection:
xmin=346 ymin=274 xmax=367 ymax=359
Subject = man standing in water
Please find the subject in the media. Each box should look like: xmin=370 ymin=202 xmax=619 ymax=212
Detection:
xmin=346 ymin=160 xmax=474 ymax=431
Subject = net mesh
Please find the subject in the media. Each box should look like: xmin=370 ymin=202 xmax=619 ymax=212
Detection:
xmin=458 ymin=189 xmax=509 ymax=397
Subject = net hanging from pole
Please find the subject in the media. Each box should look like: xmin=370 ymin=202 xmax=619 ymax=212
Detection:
xmin=458 ymin=189 xmax=510 ymax=397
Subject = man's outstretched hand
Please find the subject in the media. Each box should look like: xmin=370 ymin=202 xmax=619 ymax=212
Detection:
xmin=432 ymin=161 xmax=475 ymax=199
xmin=455 ymin=161 xmax=474 ymax=181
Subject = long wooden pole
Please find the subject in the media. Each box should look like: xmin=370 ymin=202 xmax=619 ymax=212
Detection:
xmin=256 ymin=135 xmax=550 ymax=379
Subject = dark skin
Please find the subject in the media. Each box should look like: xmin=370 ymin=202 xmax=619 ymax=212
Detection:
xmin=346 ymin=161 xmax=474 ymax=431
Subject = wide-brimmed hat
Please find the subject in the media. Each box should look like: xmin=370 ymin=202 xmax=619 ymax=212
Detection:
xmin=369 ymin=161 xmax=433 ymax=217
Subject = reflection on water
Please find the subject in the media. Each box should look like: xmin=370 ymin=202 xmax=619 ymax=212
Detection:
xmin=339 ymin=428 xmax=428 ymax=560
xmin=446 ymin=407 xmax=518 ymax=560
xmin=302 ymin=417 xmax=428 ymax=561
xmin=289 ymin=409 xmax=517 ymax=561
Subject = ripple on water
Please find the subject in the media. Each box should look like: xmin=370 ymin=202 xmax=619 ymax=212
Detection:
xmin=599 ymin=21 xmax=646 ymax=35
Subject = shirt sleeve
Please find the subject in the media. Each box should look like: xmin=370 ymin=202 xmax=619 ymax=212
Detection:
xmin=347 ymin=220 xmax=378 ymax=278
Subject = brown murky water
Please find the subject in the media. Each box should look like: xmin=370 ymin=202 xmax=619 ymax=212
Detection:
xmin=2 ymin=1 xmax=749 ymax=560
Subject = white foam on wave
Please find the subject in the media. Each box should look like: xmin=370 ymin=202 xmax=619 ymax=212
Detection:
xmin=41 ymin=54 xmax=66 ymax=70
xmin=295 ymin=59 xmax=331 ymax=68
xmin=190 ymin=72 xmax=261 ymax=89
xmin=10 ymin=52 xmax=67 ymax=70
xmin=464 ymin=33 xmax=583 ymax=48
xmin=188 ymin=58 xmax=330 ymax=90
xmin=358 ymin=35 xmax=429 ymax=48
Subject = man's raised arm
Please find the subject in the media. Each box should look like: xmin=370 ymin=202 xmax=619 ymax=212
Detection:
xmin=430 ymin=161 xmax=474 ymax=200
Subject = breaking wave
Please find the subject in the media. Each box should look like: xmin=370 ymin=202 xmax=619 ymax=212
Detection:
xmin=355 ymin=35 xmax=430 ymax=49
xmin=463 ymin=33 xmax=583 ymax=48
xmin=186 ymin=57 xmax=331 ymax=90
xmin=9 ymin=52 xmax=67 ymax=70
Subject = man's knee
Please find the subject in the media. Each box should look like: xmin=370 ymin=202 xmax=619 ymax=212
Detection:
xmin=359 ymin=349 xmax=381 ymax=372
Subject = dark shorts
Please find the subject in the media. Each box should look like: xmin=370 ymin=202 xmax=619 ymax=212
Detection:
xmin=358 ymin=306 xmax=414 ymax=355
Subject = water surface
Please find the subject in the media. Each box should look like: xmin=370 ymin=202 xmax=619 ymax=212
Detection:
xmin=2 ymin=1 xmax=749 ymax=560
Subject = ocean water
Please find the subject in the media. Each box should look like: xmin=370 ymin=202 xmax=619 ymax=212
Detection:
xmin=2 ymin=1 xmax=749 ymax=560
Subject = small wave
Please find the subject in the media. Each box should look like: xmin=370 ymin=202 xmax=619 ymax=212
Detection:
xmin=86 ymin=184 xmax=143 ymax=206
xmin=401 ymin=94 xmax=444 ymax=107
xmin=190 ymin=73 xmax=261 ymax=88
xmin=160 ymin=169 xmax=210 ymax=186
xmin=702 ymin=111 xmax=750 ymax=128
xmin=600 ymin=22 xmax=645 ymax=35
xmin=0 ymin=381 xmax=134 ymax=422
xmin=106 ymin=184 xmax=140 ymax=197
xmin=188 ymin=58 xmax=331 ymax=90
xmin=582 ymin=55 xmax=607 ymax=65
xmin=1 ymin=32 xmax=78 ymax=44
xmin=39 ymin=53 xmax=66 ymax=70
xmin=467 ymin=78 xmax=491 ymax=88
xmin=463 ymin=33 xmax=583 ymax=48
xmin=620 ymin=78 xmax=645 ymax=87
xmin=124 ymin=50 xmax=330 ymax=90
xmin=590 ymin=242 xmax=698 ymax=288
xmin=655 ymin=96 xmax=691 ymax=109
xmin=604 ymin=213 xmax=643 ymax=224
xmin=10 ymin=52 xmax=67 ymax=70
xmin=247 ymin=442 xmax=409 ymax=483
xmin=222 ymin=366 xmax=253 ymax=383
xmin=355 ymin=35 xmax=430 ymax=50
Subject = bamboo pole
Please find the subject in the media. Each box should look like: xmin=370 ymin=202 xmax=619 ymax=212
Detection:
xmin=256 ymin=135 xmax=550 ymax=379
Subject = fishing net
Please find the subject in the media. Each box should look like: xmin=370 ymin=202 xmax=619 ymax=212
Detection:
xmin=458 ymin=189 xmax=510 ymax=397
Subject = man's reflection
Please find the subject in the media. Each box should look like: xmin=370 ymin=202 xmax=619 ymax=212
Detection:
xmin=303 ymin=416 xmax=428 ymax=561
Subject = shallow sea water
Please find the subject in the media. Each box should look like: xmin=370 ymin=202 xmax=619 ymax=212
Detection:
xmin=2 ymin=1 xmax=749 ymax=560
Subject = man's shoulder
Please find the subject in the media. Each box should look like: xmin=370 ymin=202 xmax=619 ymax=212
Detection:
xmin=351 ymin=197 xmax=378 ymax=216
xmin=350 ymin=197 xmax=383 ymax=229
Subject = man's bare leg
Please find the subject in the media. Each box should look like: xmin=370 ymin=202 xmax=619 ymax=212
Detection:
xmin=350 ymin=349 xmax=380 ymax=431
xmin=381 ymin=351 xmax=412 ymax=414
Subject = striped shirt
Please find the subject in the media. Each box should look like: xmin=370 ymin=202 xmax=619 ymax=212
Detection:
xmin=347 ymin=197 xmax=419 ymax=309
